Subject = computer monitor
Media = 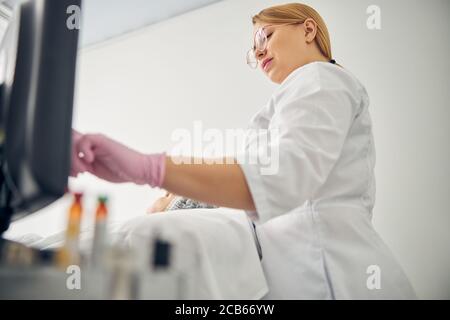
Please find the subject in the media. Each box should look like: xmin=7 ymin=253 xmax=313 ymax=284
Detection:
xmin=0 ymin=0 xmax=81 ymax=233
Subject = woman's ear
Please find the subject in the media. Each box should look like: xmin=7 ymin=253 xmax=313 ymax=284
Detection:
xmin=303 ymin=18 xmax=318 ymax=43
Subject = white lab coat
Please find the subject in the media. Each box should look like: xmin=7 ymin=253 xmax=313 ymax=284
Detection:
xmin=238 ymin=61 xmax=416 ymax=299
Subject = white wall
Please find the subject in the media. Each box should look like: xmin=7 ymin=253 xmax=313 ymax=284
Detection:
xmin=6 ymin=0 xmax=450 ymax=299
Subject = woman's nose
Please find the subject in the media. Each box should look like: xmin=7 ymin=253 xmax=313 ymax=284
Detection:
xmin=256 ymin=49 xmax=267 ymax=61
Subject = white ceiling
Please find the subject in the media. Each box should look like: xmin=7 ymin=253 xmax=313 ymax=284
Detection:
xmin=78 ymin=0 xmax=223 ymax=46
xmin=2 ymin=0 xmax=223 ymax=46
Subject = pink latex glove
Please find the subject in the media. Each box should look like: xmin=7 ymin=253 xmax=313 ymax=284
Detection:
xmin=71 ymin=131 xmax=166 ymax=188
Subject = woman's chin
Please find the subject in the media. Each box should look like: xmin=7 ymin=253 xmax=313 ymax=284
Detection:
xmin=267 ymin=70 xmax=283 ymax=84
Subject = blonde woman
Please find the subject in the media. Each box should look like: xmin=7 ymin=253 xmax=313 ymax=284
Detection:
xmin=72 ymin=3 xmax=416 ymax=299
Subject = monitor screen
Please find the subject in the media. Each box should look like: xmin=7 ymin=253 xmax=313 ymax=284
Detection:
xmin=0 ymin=0 xmax=81 ymax=233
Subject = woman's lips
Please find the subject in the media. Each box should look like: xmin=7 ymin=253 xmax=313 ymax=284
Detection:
xmin=263 ymin=58 xmax=273 ymax=72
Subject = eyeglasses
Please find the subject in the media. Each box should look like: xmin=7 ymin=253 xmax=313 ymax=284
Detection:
xmin=246 ymin=22 xmax=302 ymax=69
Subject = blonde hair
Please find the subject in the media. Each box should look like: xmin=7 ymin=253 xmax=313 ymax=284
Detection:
xmin=252 ymin=3 xmax=338 ymax=65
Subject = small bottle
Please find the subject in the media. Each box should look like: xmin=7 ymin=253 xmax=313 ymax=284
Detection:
xmin=91 ymin=196 xmax=108 ymax=268
xmin=107 ymin=245 xmax=139 ymax=300
xmin=57 ymin=192 xmax=83 ymax=268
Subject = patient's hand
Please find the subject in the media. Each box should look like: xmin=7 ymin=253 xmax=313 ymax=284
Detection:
xmin=147 ymin=192 xmax=176 ymax=213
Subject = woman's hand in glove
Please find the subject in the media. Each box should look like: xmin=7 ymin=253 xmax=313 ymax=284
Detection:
xmin=71 ymin=131 xmax=166 ymax=187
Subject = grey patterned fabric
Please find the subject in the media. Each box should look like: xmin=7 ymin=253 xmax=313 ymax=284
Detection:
xmin=165 ymin=196 xmax=217 ymax=211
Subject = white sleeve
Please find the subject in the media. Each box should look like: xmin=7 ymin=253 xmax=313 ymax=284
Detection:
xmin=239 ymin=71 xmax=360 ymax=223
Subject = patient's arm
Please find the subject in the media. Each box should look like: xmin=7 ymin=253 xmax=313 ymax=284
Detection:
xmin=147 ymin=192 xmax=175 ymax=213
